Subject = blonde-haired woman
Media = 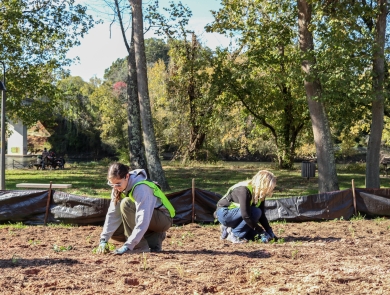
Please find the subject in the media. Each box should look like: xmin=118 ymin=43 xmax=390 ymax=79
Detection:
xmin=215 ymin=170 xmax=277 ymax=243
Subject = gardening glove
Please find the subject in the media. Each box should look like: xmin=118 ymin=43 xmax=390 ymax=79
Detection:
xmin=260 ymin=232 xmax=272 ymax=243
xmin=112 ymin=245 xmax=129 ymax=255
xmin=96 ymin=238 xmax=108 ymax=254
xmin=266 ymin=228 xmax=278 ymax=241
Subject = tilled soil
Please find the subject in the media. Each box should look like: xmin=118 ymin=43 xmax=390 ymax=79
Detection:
xmin=0 ymin=219 xmax=389 ymax=295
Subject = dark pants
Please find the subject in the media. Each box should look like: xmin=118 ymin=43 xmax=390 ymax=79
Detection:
xmin=111 ymin=198 xmax=172 ymax=251
xmin=216 ymin=206 xmax=262 ymax=239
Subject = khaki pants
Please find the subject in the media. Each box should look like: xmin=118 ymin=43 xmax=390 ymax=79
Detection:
xmin=111 ymin=198 xmax=172 ymax=251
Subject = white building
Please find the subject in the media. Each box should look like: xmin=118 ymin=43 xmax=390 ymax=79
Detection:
xmin=7 ymin=120 xmax=27 ymax=156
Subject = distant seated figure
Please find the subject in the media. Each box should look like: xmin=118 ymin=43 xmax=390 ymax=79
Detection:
xmin=41 ymin=148 xmax=49 ymax=169
xmin=48 ymin=150 xmax=56 ymax=160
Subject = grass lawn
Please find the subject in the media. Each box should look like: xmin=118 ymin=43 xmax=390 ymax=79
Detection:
xmin=5 ymin=160 xmax=390 ymax=199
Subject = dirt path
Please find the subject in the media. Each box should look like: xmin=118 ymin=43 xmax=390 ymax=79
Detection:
xmin=1 ymin=219 xmax=389 ymax=294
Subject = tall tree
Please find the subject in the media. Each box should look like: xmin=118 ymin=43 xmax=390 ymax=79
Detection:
xmin=297 ymin=0 xmax=339 ymax=192
xmin=209 ymin=0 xmax=309 ymax=168
xmin=168 ymin=35 xmax=215 ymax=162
xmin=130 ymin=0 xmax=169 ymax=189
xmin=364 ymin=0 xmax=387 ymax=188
xmin=148 ymin=2 xmax=216 ymax=162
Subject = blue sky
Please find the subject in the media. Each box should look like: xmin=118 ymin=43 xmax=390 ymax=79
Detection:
xmin=66 ymin=0 xmax=229 ymax=81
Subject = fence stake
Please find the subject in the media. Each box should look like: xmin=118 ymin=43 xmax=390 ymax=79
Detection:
xmin=352 ymin=179 xmax=357 ymax=216
xmin=44 ymin=181 xmax=52 ymax=225
xmin=192 ymin=178 xmax=195 ymax=223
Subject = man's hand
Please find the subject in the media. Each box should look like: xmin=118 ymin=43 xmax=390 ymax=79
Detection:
xmin=112 ymin=245 xmax=129 ymax=255
xmin=96 ymin=239 xmax=108 ymax=254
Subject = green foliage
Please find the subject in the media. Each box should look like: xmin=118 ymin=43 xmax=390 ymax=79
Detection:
xmin=73 ymin=187 xmax=99 ymax=196
xmin=92 ymin=242 xmax=115 ymax=254
xmin=208 ymin=0 xmax=310 ymax=168
xmin=0 ymin=222 xmax=26 ymax=229
xmin=99 ymin=157 xmax=113 ymax=166
xmin=52 ymin=76 xmax=103 ymax=155
xmin=104 ymin=57 xmax=128 ymax=84
xmin=374 ymin=216 xmax=385 ymax=225
xmin=270 ymin=237 xmax=285 ymax=244
xmin=28 ymin=239 xmax=41 ymax=246
xmin=270 ymin=219 xmax=287 ymax=225
xmin=291 ymin=248 xmax=300 ymax=259
xmin=139 ymin=252 xmax=149 ymax=271
xmin=11 ymin=254 xmax=21 ymax=264
xmin=53 ymin=244 xmax=73 ymax=252
xmin=249 ymin=268 xmax=262 ymax=283
xmin=88 ymin=79 xmax=128 ymax=154
xmin=338 ymin=162 xmax=366 ymax=173
xmin=147 ymin=2 xmax=219 ymax=162
xmin=47 ymin=222 xmax=76 ymax=228
xmin=145 ymin=38 xmax=170 ymax=65
xmin=350 ymin=212 xmax=366 ymax=221
xmin=0 ymin=0 xmax=96 ymax=126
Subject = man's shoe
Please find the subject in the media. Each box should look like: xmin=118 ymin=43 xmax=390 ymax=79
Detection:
xmin=226 ymin=232 xmax=247 ymax=244
xmin=220 ymin=225 xmax=229 ymax=240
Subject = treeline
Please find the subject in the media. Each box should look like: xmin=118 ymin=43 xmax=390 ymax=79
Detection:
xmin=48 ymin=2 xmax=390 ymax=167
xmin=2 ymin=1 xmax=390 ymax=191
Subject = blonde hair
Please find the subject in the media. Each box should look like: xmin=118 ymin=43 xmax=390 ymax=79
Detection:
xmin=249 ymin=170 xmax=276 ymax=204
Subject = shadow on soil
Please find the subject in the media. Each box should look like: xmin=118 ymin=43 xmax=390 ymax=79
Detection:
xmin=164 ymin=249 xmax=272 ymax=258
xmin=283 ymin=236 xmax=341 ymax=242
xmin=0 ymin=258 xmax=79 ymax=268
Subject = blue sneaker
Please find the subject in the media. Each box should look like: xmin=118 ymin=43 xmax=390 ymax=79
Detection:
xmin=220 ymin=225 xmax=229 ymax=240
xmin=226 ymin=232 xmax=247 ymax=244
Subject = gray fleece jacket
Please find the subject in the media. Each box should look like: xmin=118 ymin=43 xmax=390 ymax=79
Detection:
xmin=100 ymin=169 xmax=165 ymax=250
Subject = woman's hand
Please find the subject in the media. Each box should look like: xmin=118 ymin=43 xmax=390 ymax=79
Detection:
xmin=112 ymin=245 xmax=129 ymax=255
xmin=96 ymin=239 xmax=108 ymax=254
xmin=266 ymin=228 xmax=278 ymax=241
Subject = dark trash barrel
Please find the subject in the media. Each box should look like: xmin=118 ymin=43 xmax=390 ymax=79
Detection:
xmin=301 ymin=161 xmax=315 ymax=179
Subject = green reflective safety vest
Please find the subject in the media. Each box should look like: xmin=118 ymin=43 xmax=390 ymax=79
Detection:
xmin=127 ymin=180 xmax=175 ymax=218
xmin=223 ymin=181 xmax=261 ymax=209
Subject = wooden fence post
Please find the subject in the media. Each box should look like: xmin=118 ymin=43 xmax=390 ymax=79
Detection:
xmin=44 ymin=181 xmax=52 ymax=225
xmin=352 ymin=179 xmax=357 ymax=216
xmin=192 ymin=178 xmax=195 ymax=223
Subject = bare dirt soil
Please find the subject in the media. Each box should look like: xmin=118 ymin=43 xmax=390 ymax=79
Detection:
xmin=0 ymin=219 xmax=389 ymax=295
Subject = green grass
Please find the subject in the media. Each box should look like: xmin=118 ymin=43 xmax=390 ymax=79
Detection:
xmin=0 ymin=222 xmax=27 ymax=229
xmin=5 ymin=160 xmax=390 ymax=199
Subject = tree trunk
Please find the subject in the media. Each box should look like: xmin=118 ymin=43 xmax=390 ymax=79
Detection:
xmin=278 ymin=84 xmax=304 ymax=169
xmin=365 ymin=0 xmax=387 ymax=188
xmin=126 ymin=26 xmax=147 ymax=170
xmin=188 ymin=126 xmax=206 ymax=160
xmin=130 ymin=0 xmax=170 ymax=190
xmin=114 ymin=0 xmax=147 ymax=170
xmin=297 ymin=0 xmax=339 ymax=193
